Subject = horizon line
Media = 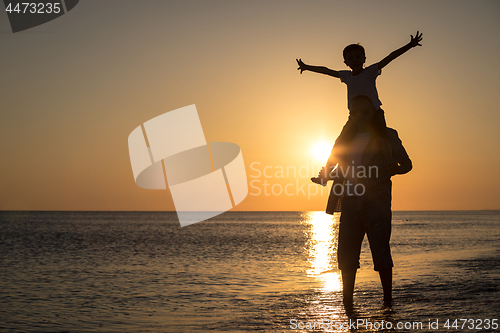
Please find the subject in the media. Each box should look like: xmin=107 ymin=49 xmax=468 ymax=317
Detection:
xmin=1 ymin=209 xmax=500 ymax=213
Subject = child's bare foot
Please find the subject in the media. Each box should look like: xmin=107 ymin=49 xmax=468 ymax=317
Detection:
xmin=311 ymin=177 xmax=327 ymax=186
xmin=311 ymin=166 xmax=332 ymax=186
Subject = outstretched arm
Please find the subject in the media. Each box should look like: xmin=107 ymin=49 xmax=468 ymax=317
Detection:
xmin=297 ymin=59 xmax=339 ymax=78
xmin=378 ymin=31 xmax=423 ymax=70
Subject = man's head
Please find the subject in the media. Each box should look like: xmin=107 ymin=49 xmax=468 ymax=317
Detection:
xmin=349 ymin=95 xmax=375 ymax=132
xmin=343 ymin=44 xmax=366 ymax=71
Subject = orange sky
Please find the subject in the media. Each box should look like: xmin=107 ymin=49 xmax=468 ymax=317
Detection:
xmin=1 ymin=0 xmax=499 ymax=211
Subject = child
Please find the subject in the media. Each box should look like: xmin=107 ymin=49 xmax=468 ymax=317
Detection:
xmin=296 ymin=31 xmax=423 ymax=184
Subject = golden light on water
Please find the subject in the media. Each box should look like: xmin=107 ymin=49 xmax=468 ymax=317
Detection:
xmin=304 ymin=211 xmax=342 ymax=292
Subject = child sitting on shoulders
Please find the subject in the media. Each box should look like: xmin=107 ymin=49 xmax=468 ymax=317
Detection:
xmin=296 ymin=31 xmax=423 ymax=184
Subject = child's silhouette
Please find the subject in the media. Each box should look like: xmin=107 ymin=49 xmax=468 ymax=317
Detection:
xmin=297 ymin=31 xmax=423 ymax=184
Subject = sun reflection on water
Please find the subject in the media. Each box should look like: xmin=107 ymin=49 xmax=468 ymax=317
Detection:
xmin=297 ymin=211 xmax=351 ymax=329
xmin=303 ymin=211 xmax=342 ymax=292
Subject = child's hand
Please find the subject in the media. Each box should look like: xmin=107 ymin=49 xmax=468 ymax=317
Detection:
xmin=296 ymin=59 xmax=307 ymax=74
xmin=409 ymin=31 xmax=423 ymax=47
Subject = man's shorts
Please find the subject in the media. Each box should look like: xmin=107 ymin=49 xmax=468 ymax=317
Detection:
xmin=337 ymin=196 xmax=393 ymax=271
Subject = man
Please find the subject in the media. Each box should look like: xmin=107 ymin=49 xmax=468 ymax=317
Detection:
xmin=312 ymin=95 xmax=412 ymax=309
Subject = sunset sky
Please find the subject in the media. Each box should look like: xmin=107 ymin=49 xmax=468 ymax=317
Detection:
xmin=1 ymin=0 xmax=499 ymax=211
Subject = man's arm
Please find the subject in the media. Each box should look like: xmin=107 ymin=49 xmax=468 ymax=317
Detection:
xmin=378 ymin=31 xmax=423 ymax=70
xmin=392 ymin=158 xmax=412 ymax=176
xmin=297 ymin=59 xmax=339 ymax=78
xmin=387 ymin=128 xmax=412 ymax=176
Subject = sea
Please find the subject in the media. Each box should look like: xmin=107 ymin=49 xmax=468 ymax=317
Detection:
xmin=0 ymin=211 xmax=499 ymax=333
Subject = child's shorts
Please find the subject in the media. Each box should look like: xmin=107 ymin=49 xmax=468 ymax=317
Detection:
xmin=334 ymin=108 xmax=389 ymax=149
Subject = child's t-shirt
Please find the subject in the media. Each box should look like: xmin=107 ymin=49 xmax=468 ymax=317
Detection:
xmin=338 ymin=63 xmax=382 ymax=109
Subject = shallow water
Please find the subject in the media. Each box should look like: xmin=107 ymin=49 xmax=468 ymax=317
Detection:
xmin=1 ymin=211 xmax=499 ymax=332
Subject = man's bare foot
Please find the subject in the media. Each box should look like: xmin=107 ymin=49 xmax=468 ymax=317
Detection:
xmin=343 ymin=298 xmax=354 ymax=313
xmin=383 ymin=297 xmax=392 ymax=308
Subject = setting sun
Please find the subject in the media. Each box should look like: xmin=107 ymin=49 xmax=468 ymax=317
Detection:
xmin=311 ymin=141 xmax=332 ymax=163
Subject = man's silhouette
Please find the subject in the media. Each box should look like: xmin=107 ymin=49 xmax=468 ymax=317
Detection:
xmin=315 ymin=95 xmax=412 ymax=309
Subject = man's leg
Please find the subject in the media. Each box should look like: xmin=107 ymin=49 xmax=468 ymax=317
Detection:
xmin=364 ymin=201 xmax=393 ymax=306
xmin=378 ymin=268 xmax=392 ymax=306
xmin=341 ymin=269 xmax=357 ymax=308
xmin=338 ymin=197 xmax=364 ymax=309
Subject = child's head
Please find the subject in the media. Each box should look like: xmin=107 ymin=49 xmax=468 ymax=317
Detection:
xmin=343 ymin=44 xmax=366 ymax=70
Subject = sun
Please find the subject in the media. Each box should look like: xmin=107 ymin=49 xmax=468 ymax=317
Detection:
xmin=311 ymin=141 xmax=332 ymax=162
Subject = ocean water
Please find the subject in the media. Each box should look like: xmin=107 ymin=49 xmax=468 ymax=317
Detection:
xmin=0 ymin=211 xmax=499 ymax=332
